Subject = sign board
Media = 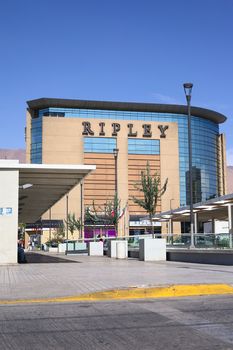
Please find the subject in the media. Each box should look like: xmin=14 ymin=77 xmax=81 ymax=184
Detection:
xmin=0 ymin=207 xmax=13 ymax=216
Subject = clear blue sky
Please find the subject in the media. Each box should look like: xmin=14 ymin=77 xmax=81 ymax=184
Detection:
xmin=0 ymin=0 xmax=232 ymax=164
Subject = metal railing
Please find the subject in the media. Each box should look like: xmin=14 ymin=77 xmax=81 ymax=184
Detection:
xmin=59 ymin=232 xmax=233 ymax=252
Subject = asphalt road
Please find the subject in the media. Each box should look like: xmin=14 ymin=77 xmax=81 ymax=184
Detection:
xmin=1 ymin=295 xmax=233 ymax=350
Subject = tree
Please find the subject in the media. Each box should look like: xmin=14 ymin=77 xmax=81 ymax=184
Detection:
xmin=104 ymin=193 xmax=121 ymax=235
xmin=84 ymin=195 xmax=122 ymax=236
xmin=54 ymin=222 xmax=65 ymax=243
xmin=132 ymin=162 xmax=168 ymax=237
xmin=65 ymin=213 xmax=82 ymax=239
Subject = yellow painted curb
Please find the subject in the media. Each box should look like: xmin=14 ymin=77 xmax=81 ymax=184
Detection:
xmin=1 ymin=284 xmax=233 ymax=305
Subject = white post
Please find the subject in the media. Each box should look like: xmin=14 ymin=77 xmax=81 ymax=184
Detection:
xmin=228 ymin=204 xmax=233 ymax=249
xmin=194 ymin=213 xmax=198 ymax=234
xmin=169 ymin=218 xmax=173 ymax=244
xmin=211 ymin=219 xmax=215 ymax=234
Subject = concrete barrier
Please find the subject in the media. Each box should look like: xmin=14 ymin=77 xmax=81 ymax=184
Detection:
xmin=48 ymin=247 xmax=59 ymax=253
xmin=116 ymin=241 xmax=128 ymax=259
xmin=58 ymin=243 xmax=66 ymax=253
xmin=88 ymin=242 xmax=103 ymax=256
xmin=139 ymin=238 xmax=166 ymax=261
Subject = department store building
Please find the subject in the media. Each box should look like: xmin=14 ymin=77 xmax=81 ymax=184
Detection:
xmin=25 ymin=98 xmax=227 ymax=239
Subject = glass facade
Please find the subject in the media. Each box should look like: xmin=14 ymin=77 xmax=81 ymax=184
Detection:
xmin=31 ymin=107 xmax=220 ymax=205
xmin=31 ymin=116 xmax=42 ymax=163
xmin=128 ymin=139 xmax=160 ymax=155
xmin=84 ymin=137 xmax=116 ymax=153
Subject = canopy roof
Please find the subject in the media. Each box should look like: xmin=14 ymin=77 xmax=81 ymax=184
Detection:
xmin=0 ymin=162 xmax=95 ymax=223
xmin=153 ymin=193 xmax=233 ymax=222
xmin=27 ymin=98 xmax=227 ymax=124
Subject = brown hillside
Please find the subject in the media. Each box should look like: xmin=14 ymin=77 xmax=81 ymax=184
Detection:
xmin=0 ymin=149 xmax=26 ymax=163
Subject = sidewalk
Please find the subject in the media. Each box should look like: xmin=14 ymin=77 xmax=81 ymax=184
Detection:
xmin=1 ymin=251 xmax=233 ymax=302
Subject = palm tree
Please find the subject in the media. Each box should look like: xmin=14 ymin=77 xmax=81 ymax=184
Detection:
xmin=132 ymin=162 xmax=168 ymax=237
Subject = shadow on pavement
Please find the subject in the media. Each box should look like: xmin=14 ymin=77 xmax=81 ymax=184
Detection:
xmin=25 ymin=252 xmax=80 ymax=264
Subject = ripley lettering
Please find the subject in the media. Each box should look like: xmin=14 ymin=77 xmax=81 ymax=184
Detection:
xmin=82 ymin=122 xmax=169 ymax=138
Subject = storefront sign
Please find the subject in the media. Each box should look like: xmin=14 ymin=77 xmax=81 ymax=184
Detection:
xmin=82 ymin=122 xmax=169 ymax=138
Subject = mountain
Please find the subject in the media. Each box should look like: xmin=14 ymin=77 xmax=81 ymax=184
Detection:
xmin=0 ymin=148 xmax=232 ymax=194
xmin=0 ymin=149 xmax=26 ymax=163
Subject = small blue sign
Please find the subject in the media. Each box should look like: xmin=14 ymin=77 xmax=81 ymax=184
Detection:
xmin=5 ymin=208 xmax=13 ymax=216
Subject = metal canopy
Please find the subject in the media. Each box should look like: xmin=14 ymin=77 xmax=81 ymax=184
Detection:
xmin=153 ymin=193 xmax=233 ymax=223
xmin=0 ymin=162 xmax=95 ymax=223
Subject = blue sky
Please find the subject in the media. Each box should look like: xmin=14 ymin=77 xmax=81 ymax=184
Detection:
xmin=0 ymin=0 xmax=232 ymax=164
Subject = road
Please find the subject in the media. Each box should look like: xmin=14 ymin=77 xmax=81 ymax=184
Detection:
xmin=1 ymin=295 xmax=233 ymax=349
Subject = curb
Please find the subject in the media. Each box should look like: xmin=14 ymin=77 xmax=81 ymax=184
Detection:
xmin=1 ymin=284 xmax=233 ymax=305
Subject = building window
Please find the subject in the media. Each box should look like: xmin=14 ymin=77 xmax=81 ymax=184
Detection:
xmin=84 ymin=137 xmax=117 ymax=153
xmin=128 ymin=139 xmax=160 ymax=155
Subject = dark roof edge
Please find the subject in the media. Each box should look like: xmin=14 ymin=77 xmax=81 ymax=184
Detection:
xmin=27 ymin=98 xmax=227 ymax=124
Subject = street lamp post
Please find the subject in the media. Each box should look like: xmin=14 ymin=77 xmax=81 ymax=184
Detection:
xmin=169 ymin=198 xmax=174 ymax=245
xmin=80 ymin=181 xmax=83 ymax=240
xmin=113 ymin=148 xmax=119 ymax=236
xmin=113 ymin=148 xmax=119 ymax=194
xmin=183 ymin=83 xmax=195 ymax=248
xmin=66 ymin=194 xmax=69 ymax=254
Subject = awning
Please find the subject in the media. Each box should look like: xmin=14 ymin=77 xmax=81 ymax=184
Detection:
xmin=153 ymin=193 xmax=233 ymax=222
xmin=0 ymin=162 xmax=95 ymax=223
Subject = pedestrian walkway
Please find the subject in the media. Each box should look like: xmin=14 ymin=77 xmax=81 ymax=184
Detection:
xmin=1 ymin=251 xmax=233 ymax=302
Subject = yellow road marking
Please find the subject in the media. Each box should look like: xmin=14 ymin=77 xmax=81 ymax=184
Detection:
xmin=1 ymin=284 xmax=233 ymax=305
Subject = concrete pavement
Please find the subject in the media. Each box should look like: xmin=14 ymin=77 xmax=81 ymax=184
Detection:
xmin=2 ymin=295 xmax=233 ymax=349
xmin=1 ymin=251 xmax=233 ymax=302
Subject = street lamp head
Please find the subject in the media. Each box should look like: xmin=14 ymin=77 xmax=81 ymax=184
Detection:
xmin=113 ymin=148 xmax=119 ymax=157
xmin=183 ymin=83 xmax=193 ymax=101
xmin=19 ymin=183 xmax=33 ymax=190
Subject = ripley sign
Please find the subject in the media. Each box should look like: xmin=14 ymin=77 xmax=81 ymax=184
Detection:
xmin=82 ymin=122 xmax=169 ymax=138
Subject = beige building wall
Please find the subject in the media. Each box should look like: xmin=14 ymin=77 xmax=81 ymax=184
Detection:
xmin=28 ymin=114 xmax=180 ymax=236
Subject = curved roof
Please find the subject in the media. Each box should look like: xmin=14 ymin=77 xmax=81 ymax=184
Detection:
xmin=27 ymin=98 xmax=227 ymax=124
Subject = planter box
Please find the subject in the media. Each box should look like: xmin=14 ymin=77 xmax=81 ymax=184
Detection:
xmin=58 ymin=243 xmax=66 ymax=253
xmin=108 ymin=240 xmax=128 ymax=258
xmin=88 ymin=242 xmax=103 ymax=256
xmin=48 ymin=247 xmax=58 ymax=253
xmin=139 ymin=238 xmax=166 ymax=261
xmin=116 ymin=241 xmax=128 ymax=259
xmin=107 ymin=240 xmax=117 ymax=258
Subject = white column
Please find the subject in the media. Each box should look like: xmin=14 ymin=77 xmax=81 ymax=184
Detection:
xmin=194 ymin=213 xmax=198 ymax=234
xmin=168 ymin=219 xmax=173 ymax=234
xmin=168 ymin=218 xmax=173 ymax=244
xmin=0 ymin=165 xmax=19 ymax=264
xmin=228 ymin=204 xmax=233 ymax=249
xmin=211 ymin=219 xmax=215 ymax=234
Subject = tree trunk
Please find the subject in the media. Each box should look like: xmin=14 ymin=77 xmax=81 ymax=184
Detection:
xmin=149 ymin=214 xmax=154 ymax=238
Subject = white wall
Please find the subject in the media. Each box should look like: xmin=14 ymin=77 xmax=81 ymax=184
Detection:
xmin=0 ymin=166 xmax=19 ymax=264
xmin=204 ymin=220 xmax=229 ymax=234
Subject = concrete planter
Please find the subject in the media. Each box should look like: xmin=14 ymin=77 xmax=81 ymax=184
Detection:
xmin=116 ymin=241 xmax=128 ymax=259
xmin=58 ymin=243 xmax=66 ymax=253
xmin=48 ymin=247 xmax=58 ymax=253
xmin=88 ymin=242 xmax=103 ymax=256
xmin=108 ymin=240 xmax=128 ymax=258
xmin=139 ymin=238 xmax=166 ymax=261
xmin=107 ymin=240 xmax=117 ymax=258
